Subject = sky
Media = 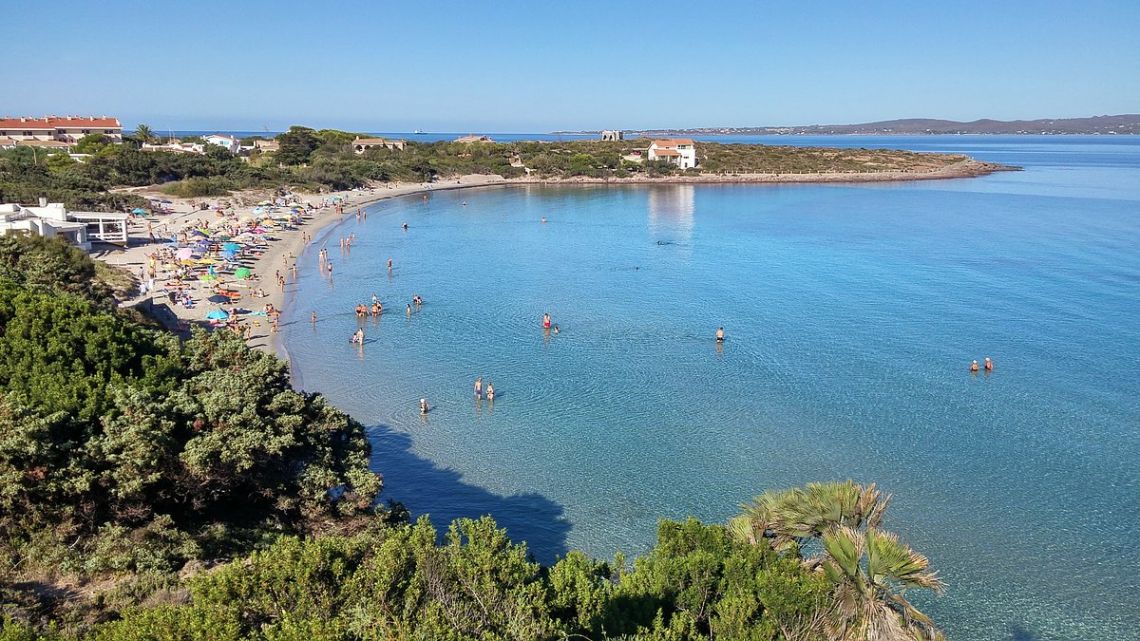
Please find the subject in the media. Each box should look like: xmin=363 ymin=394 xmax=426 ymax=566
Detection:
xmin=3 ymin=0 xmax=1138 ymax=132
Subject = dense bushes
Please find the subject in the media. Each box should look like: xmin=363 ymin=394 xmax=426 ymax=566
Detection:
xmin=0 ymin=238 xmax=382 ymax=586
xmin=41 ymin=516 xmax=827 ymax=641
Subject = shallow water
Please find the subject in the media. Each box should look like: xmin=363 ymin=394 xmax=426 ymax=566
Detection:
xmin=282 ymin=137 xmax=1140 ymax=641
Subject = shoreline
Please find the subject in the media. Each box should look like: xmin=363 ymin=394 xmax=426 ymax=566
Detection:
xmin=99 ymin=159 xmax=1010 ymax=368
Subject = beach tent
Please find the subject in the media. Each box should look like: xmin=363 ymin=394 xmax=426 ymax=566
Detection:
xmin=205 ymin=310 xmax=229 ymax=321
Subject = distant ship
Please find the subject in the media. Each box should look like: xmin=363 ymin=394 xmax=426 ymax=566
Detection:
xmin=414 ymin=129 xmax=424 ymax=135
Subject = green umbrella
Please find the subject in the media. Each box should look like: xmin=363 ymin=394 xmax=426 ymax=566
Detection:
xmin=234 ymin=267 xmax=252 ymax=279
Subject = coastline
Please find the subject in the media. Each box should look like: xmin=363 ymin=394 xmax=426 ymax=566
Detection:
xmin=99 ymin=159 xmax=1011 ymax=369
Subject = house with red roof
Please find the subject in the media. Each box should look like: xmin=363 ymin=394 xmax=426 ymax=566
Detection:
xmin=0 ymin=116 xmax=122 ymax=146
xmin=647 ymin=139 xmax=698 ymax=170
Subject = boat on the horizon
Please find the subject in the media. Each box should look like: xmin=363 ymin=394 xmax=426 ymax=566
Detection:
xmin=414 ymin=129 xmax=424 ymax=135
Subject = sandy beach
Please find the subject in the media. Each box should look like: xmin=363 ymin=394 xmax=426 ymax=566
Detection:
xmin=96 ymin=160 xmax=1006 ymax=359
xmin=98 ymin=174 xmax=514 ymax=356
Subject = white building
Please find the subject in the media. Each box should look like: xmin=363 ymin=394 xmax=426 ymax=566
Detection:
xmin=0 ymin=116 xmax=122 ymax=145
xmin=601 ymin=130 xmax=624 ymax=141
xmin=647 ymin=139 xmax=698 ymax=170
xmin=203 ymin=133 xmax=241 ymax=154
xmin=0 ymin=200 xmax=128 ymax=250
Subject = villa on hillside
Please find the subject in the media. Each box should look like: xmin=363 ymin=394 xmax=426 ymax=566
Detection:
xmin=352 ymin=137 xmax=406 ymax=154
xmin=0 ymin=200 xmax=128 ymax=250
xmin=203 ymin=133 xmax=241 ymax=154
xmin=0 ymin=116 xmax=122 ymax=146
xmin=647 ymin=139 xmax=698 ymax=169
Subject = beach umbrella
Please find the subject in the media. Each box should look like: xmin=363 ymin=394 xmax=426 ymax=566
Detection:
xmin=176 ymin=248 xmax=193 ymax=260
xmin=190 ymin=229 xmax=208 ymax=237
xmin=199 ymin=274 xmax=218 ymax=282
xmin=223 ymin=242 xmax=241 ymax=252
xmin=205 ymin=309 xmax=229 ymax=321
xmin=234 ymin=267 xmax=252 ymax=279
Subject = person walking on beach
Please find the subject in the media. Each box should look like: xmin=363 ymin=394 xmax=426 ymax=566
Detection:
xmin=474 ymin=377 xmax=483 ymax=399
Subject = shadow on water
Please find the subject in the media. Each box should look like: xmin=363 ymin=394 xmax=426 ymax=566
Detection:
xmin=1008 ymin=623 xmax=1037 ymax=641
xmin=368 ymin=423 xmax=571 ymax=564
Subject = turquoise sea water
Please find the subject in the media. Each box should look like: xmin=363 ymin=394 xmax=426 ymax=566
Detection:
xmin=281 ymin=137 xmax=1140 ymax=641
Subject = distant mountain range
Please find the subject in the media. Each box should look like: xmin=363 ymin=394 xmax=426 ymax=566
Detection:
xmin=558 ymin=114 xmax=1140 ymax=136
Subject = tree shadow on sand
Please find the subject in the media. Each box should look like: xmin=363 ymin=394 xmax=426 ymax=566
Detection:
xmin=367 ymin=423 xmax=571 ymax=564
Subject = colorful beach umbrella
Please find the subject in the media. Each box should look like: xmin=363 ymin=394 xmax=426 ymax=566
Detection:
xmin=205 ymin=309 xmax=229 ymax=321
xmin=234 ymin=267 xmax=252 ymax=279
xmin=223 ymin=242 xmax=241 ymax=252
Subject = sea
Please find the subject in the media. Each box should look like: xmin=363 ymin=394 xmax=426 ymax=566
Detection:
xmin=279 ymin=135 xmax=1140 ymax=641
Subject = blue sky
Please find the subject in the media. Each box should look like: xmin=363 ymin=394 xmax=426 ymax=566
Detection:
xmin=3 ymin=0 xmax=1138 ymax=131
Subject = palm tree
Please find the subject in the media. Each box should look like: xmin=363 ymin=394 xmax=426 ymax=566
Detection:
xmin=730 ymin=481 xmax=889 ymax=547
xmin=135 ymin=123 xmax=155 ymax=144
xmin=730 ymin=482 xmax=945 ymax=641
xmin=821 ymin=526 xmax=944 ymax=641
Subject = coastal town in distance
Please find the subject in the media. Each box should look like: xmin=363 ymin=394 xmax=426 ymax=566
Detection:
xmin=1 ymin=3 xmax=1138 ymax=641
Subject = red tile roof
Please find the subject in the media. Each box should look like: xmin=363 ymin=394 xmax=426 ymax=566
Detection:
xmin=651 ymin=138 xmax=695 ymax=147
xmin=0 ymin=116 xmax=121 ymax=130
xmin=652 ymin=148 xmax=681 ymax=157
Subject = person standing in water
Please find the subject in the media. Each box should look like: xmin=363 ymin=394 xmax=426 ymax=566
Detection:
xmin=311 ymin=311 xmax=317 ymax=325
xmin=387 ymin=258 xmax=394 ymax=272
xmin=474 ymin=377 xmax=483 ymax=399
xmin=970 ymin=360 xmax=980 ymax=373
xmin=406 ymin=303 xmax=412 ymax=317
xmin=542 ymin=313 xmax=551 ymax=329
xmin=420 ymin=398 xmax=430 ymax=415
xmin=984 ymin=357 xmax=994 ymax=372
xmin=716 ymin=327 xmax=725 ymax=342
xmin=486 ymin=382 xmax=495 ymax=402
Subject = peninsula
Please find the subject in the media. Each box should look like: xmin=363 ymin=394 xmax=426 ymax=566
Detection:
xmin=559 ymin=113 xmax=1140 ymax=136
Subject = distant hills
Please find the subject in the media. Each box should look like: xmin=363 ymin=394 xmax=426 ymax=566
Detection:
xmin=559 ymin=114 xmax=1140 ymax=136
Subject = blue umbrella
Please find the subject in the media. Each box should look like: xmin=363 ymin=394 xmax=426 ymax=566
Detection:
xmin=223 ymin=242 xmax=241 ymax=252
xmin=205 ymin=310 xmax=229 ymax=321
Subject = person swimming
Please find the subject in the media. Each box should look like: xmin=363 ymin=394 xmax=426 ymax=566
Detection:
xmin=984 ymin=357 xmax=994 ymax=372
xmin=402 ymin=222 xmax=409 ymax=231
xmin=474 ymin=377 xmax=483 ymax=399
xmin=716 ymin=327 xmax=725 ymax=342
xmin=552 ymin=324 xmax=560 ymax=335
xmin=406 ymin=303 xmax=412 ymax=316
xmin=970 ymin=360 xmax=980 ymax=372
xmin=420 ymin=398 xmax=430 ymax=415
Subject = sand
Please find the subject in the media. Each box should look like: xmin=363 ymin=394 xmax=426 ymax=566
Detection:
xmin=98 ymin=174 xmax=512 ymax=356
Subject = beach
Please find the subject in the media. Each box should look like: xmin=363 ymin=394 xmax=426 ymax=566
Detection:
xmin=99 ymin=174 xmax=514 ymax=355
